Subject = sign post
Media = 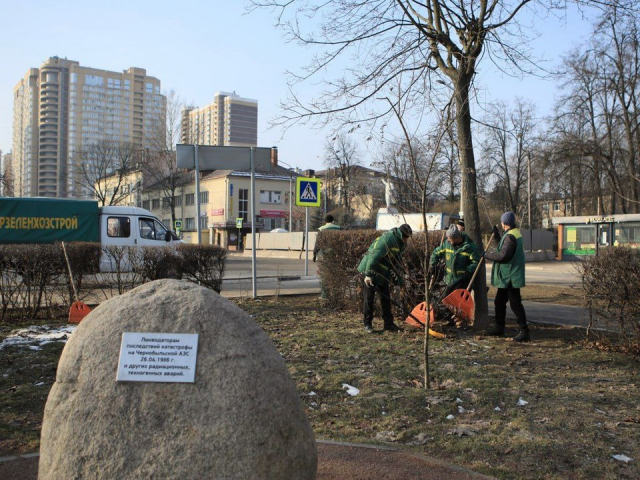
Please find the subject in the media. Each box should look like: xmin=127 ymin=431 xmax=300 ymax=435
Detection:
xmin=236 ymin=217 xmax=243 ymax=251
xmin=296 ymin=177 xmax=321 ymax=276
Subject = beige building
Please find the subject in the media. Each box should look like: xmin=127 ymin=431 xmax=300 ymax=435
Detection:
xmin=181 ymin=92 xmax=258 ymax=147
xmin=141 ymin=165 xmax=295 ymax=248
xmin=12 ymin=56 xmax=166 ymax=198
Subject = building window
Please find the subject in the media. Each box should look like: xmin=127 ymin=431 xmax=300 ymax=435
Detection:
xmin=200 ymin=191 xmax=209 ymax=204
xmin=185 ymin=217 xmax=195 ymax=230
xmin=174 ymin=195 xmax=182 ymax=207
xmin=260 ymin=190 xmax=282 ymax=204
xmin=553 ymin=202 xmax=560 ymax=212
xmin=199 ymin=216 xmax=208 ymax=229
xmin=107 ymin=217 xmax=131 ymax=238
xmin=152 ymin=198 xmax=160 ymax=210
xmin=142 ymin=200 xmax=150 ymax=210
xmin=186 ymin=193 xmax=195 ymax=206
xmin=239 ymin=188 xmax=249 ymax=222
xmin=162 ymin=197 xmax=170 ymax=208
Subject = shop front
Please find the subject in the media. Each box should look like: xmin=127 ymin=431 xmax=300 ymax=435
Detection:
xmin=552 ymin=214 xmax=640 ymax=260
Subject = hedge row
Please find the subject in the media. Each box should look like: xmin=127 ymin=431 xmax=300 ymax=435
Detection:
xmin=314 ymin=230 xmax=444 ymax=314
xmin=580 ymin=247 xmax=640 ymax=353
xmin=0 ymin=243 xmax=227 ymax=324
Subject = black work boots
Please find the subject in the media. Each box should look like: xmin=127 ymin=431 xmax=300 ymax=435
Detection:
xmin=486 ymin=325 xmax=530 ymax=342
xmin=513 ymin=328 xmax=530 ymax=342
xmin=486 ymin=325 xmax=505 ymax=336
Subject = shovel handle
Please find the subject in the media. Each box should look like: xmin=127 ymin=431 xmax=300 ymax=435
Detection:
xmin=465 ymin=232 xmax=495 ymax=292
xmin=61 ymin=242 xmax=79 ymax=302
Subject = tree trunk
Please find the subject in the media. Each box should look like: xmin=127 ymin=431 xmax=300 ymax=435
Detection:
xmin=455 ymin=74 xmax=490 ymax=330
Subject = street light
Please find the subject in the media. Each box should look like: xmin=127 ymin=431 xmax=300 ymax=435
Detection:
xmin=277 ymin=159 xmax=295 ymax=232
xmin=527 ymin=151 xmax=533 ymax=252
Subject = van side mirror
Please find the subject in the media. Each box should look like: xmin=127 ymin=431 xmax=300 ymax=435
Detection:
xmin=165 ymin=231 xmax=172 ymax=242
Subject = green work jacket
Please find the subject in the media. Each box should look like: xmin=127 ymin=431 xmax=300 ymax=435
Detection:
xmin=490 ymin=228 xmax=526 ymax=288
xmin=318 ymin=223 xmax=341 ymax=231
xmin=430 ymin=236 xmax=481 ymax=285
xmin=357 ymin=228 xmax=406 ymax=286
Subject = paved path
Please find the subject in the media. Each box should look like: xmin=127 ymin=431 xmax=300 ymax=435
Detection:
xmin=1 ymin=442 xmax=495 ymax=479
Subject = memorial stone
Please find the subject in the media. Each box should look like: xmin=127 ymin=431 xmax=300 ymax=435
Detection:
xmin=39 ymin=279 xmax=317 ymax=479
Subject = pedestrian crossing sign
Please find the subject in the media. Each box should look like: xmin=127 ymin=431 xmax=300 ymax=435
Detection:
xmin=296 ymin=177 xmax=321 ymax=207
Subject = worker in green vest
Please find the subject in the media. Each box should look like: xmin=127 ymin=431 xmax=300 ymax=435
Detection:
xmin=484 ymin=211 xmax=529 ymax=342
xmin=357 ymin=224 xmax=412 ymax=333
xmin=429 ymin=224 xmax=481 ymax=298
xmin=313 ymin=214 xmax=341 ymax=262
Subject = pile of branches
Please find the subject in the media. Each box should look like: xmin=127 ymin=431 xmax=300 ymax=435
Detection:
xmin=0 ymin=243 xmax=227 ymax=324
xmin=580 ymin=247 xmax=640 ymax=354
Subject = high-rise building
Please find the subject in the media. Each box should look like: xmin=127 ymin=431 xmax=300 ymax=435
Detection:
xmin=181 ymin=92 xmax=257 ymax=147
xmin=12 ymin=56 xmax=166 ymax=198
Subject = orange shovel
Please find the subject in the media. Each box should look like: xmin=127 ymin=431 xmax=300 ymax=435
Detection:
xmin=441 ymin=232 xmax=495 ymax=322
xmin=61 ymin=242 xmax=91 ymax=324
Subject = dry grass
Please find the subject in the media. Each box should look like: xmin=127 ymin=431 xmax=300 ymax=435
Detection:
xmin=238 ymin=295 xmax=640 ymax=480
xmin=1 ymin=293 xmax=639 ymax=479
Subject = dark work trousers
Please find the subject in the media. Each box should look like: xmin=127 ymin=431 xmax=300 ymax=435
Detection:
xmin=494 ymin=286 xmax=528 ymax=330
xmin=363 ymin=281 xmax=394 ymax=328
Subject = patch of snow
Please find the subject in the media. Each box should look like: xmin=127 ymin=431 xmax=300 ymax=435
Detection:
xmin=342 ymin=383 xmax=360 ymax=396
xmin=516 ymin=397 xmax=529 ymax=407
xmin=446 ymin=414 xmax=455 ymax=420
xmin=34 ymin=382 xmax=45 ymax=386
xmin=308 ymin=391 xmax=316 ymax=396
xmin=495 ymin=407 xmax=502 ymax=412
xmin=0 ymin=325 xmax=76 ymax=351
xmin=455 ymin=397 xmax=463 ymax=403
xmin=612 ymin=454 xmax=633 ymax=463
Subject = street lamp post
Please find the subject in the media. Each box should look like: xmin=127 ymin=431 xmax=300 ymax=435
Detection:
xmin=528 ymin=152 xmax=533 ymax=252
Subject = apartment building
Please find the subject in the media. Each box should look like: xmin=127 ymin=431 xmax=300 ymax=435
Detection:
xmin=12 ymin=56 xmax=166 ymax=198
xmin=181 ymin=92 xmax=257 ymax=147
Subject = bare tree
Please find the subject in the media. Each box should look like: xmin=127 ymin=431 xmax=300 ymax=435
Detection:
xmin=1 ymin=160 xmax=14 ymax=197
xmin=249 ymin=0 xmax=634 ymax=328
xmin=324 ymin=132 xmax=363 ymax=222
xmin=72 ymin=140 xmax=138 ymax=206
xmin=142 ymin=90 xmax=187 ymax=227
xmin=481 ymin=99 xmax=537 ymax=218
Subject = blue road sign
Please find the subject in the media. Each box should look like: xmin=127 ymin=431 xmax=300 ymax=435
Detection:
xmin=296 ymin=177 xmax=321 ymax=207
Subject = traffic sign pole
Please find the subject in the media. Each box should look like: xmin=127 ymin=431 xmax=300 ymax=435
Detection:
xmin=305 ymin=207 xmax=309 ymax=276
xmin=250 ymin=147 xmax=257 ymax=299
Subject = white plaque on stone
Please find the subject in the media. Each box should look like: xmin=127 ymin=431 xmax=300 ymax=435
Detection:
xmin=116 ymin=332 xmax=199 ymax=383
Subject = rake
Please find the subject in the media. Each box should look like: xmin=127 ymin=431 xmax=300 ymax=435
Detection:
xmin=441 ymin=232 xmax=495 ymax=322
xmin=62 ymin=242 xmax=92 ymax=324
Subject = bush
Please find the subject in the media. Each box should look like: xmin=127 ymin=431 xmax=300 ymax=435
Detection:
xmin=315 ymin=230 xmax=444 ymax=313
xmin=0 ymin=244 xmax=65 ymax=322
xmin=177 ymin=244 xmax=227 ymax=293
xmin=580 ymin=247 xmax=640 ymax=354
xmin=136 ymin=246 xmax=183 ymax=282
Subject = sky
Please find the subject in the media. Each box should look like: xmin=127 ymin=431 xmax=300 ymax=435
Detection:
xmin=0 ymin=0 xmax=597 ymax=173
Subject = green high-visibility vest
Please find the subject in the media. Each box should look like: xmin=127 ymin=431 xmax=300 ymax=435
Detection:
xmin=491 ymin=228 xmax=526 ymax=288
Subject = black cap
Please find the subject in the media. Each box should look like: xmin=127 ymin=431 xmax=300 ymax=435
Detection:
xmin=399 ymin=224 xmax=412 ymax=238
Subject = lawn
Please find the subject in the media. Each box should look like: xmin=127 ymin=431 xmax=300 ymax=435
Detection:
xmin=1 ymin=289 xmax=639 ymax=479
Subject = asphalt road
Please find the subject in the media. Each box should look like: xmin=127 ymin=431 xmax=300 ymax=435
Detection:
xmin=224 ymin=254 xmax=582 ymax=288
